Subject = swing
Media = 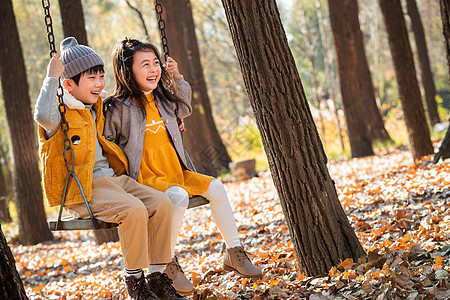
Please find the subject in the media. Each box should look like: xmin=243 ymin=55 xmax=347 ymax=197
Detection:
xmin=42 ymin=0 xmax=208 ymax=231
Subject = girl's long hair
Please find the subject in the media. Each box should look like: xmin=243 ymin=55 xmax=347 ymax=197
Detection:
xmin=110 ymin=37 xmax=183 ymax=114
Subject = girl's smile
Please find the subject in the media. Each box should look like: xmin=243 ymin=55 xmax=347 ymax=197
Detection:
xmin=132 ymin=50 xmax=161 ymax=93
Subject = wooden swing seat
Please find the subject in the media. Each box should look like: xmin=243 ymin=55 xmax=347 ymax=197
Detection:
xmin=48 ymin=195 xmax=209 ymax=231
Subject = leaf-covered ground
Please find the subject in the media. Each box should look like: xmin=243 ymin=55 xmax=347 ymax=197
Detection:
xmin=8 ymin=148 xmax=450 ymax=299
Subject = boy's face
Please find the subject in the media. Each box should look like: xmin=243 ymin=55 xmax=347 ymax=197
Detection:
xmin=64 ymin=71 xmax=105 ymax=104
xmin=132 ymin=50 xmax=161 ymax=93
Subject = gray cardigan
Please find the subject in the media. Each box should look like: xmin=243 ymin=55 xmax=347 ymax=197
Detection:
xmin=103 ymin=77 xmax=192 ymax=180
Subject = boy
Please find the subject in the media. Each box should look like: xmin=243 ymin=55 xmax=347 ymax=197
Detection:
xmin=34 ymin=37 xmax=184 ymax=300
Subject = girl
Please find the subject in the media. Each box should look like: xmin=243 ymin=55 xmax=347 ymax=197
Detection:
xmin=104 ymin=38 xmax=262 ymax=295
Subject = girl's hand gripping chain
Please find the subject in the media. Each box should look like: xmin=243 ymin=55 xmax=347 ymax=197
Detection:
xmin=164 ymin=57 xmax=182 ymax=79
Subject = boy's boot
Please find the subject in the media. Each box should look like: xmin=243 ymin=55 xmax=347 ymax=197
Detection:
xmin=146 ymin=272 xmax=186 ymax=300
xmin=164 ymin=257 xmax=194 ymax=295
xmin=223 ymin=246 xmax=263 ymax=278
xmin=125 ymin=272 xmax=158 ymax=300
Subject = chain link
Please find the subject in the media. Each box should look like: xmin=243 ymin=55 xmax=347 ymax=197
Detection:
xmin=41 ymin=0 xmax=74 ymax=175
xmin=154 ymin=0 xmax=176 ymax=94
xmin=155 ymin=0 xmax=170 ymax=62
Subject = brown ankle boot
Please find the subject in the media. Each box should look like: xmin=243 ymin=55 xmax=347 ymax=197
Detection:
xmin=223 ymin=246 xmax=263 ymax=278
xmin=164 ymin=257 xmax=194 ymax=295
xmin=125 ymin=272 xmax=158 ymax=300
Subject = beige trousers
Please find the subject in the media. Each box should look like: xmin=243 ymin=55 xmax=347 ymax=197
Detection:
xmin=66 ymin=175 xmax=172 ymax=269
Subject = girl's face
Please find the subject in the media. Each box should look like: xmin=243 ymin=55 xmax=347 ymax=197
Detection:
xmin=132 ymin=50 xmax=161 ymax=93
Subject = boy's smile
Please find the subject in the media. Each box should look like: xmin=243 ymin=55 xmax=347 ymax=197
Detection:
xmin=63 ymin=72 xmax=105 ymax=104
xmin=132 ymin=50 xmax=162 ymax=93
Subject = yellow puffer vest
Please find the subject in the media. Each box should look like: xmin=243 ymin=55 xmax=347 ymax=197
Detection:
xmin=38 ymin=98 xmax=128 ymax=207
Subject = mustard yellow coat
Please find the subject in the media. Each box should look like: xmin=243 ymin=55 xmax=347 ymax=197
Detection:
xmin=38 ymin=98 xmax=128 ymax=207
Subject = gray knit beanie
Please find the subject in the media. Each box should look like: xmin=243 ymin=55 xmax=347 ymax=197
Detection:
xmin=60 ymin=37 xmax=104 ymax=79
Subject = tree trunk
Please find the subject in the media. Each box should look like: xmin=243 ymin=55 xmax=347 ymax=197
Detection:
xmin=59 ymin=0 xmax=117 ymax=244
xmin=0 ymin=225 xmax=28 ymax=299
xmin=378 ymin=0 xmax=434 ymax=162
xmin=439 ymin=0 xmax=450 ymax=80
xmin=58 ymin=0 xmax=88 ymax=45
xmin=406 ymin=0 xmax=440 ymax=126
xmin=315 ymin=0 xmax=346 ymax=153
xmin=160 ymin=0 xmax=232 ymax=176
xmin=221 ymin=0 xmax=365 ymax=276
xmin=0 ymin=0 xmax=53 ymax=245
xmin=347 ymin=0 xmax=392 ymax=144
xmin=328 ymin=0 xmax=374 ymax=158
xmin=0 ymin=158 xmax=11 ymax=223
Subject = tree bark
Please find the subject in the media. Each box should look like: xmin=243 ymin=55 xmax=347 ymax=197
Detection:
xmin=439 ymin=0 xmax=450 ymax=80
xmin=315 ymin=0 xmax=346 ymax=153
xmin=347 ymin=0 xmax=392 ymax=144
xmin=159 ymin=0 xmax=232 ymax=176
xmin=406 ymin=0 xmax=440 ymax=126
xmin=58 ymin=0 xmax=88 ymax=45
xmin=0 ymin=0 xmax=53 ymax=245
xmin=328 ymin=0 xmax=374 ymax=158
xmin=0 ymin=225 xmax=28 ymax=299
xmin=378 ymin=0 xmax=434 ymax=162
xmin=221 ymin=0 xmax=365 ymax=276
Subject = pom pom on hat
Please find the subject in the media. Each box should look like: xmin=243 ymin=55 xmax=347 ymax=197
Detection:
xmin=60 ymin=37 xmax=104 ymax=79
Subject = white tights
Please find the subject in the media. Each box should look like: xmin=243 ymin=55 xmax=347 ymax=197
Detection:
xmin=164 ymin=179 xmax=241 ymax=256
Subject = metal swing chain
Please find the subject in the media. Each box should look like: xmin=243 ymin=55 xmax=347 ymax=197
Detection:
xmin=154 ymin=0 xmax=197 ymax=170
xmin=41 ymin=0 xmax=97 ymax=229
xmin=41 ymin=0 xmax=74 ymax=175
xmin=154 ymin=0 xmax=176 ymax=95
xmin=155 ymin=0 xmax=170 ymax=62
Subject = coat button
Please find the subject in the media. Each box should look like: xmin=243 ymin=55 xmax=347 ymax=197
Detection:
xmin=157 ymin=103 xmax=161 ymax=107
xmin=173 ymin=138 xmax=176 ymax=142
xmin=165 ymin=119 xmax=168 ymax=124
xmin=181 ymin=156 xmax=184 ymax=160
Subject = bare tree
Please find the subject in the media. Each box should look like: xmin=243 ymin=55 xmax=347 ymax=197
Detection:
xmin=328 ymin=0 xmax=374 ymax=158
xmin=378 ymin=0 xmax=434 ymax=162
xmin=406 ymin=0 xmax=440 ymax=126
xmin=297 ymin=0 xmax=327 ymax=144
xmin=220 ymin=0 xmax=365 ymax=275
xmin=314 ymin=0 xmax=346 ymax=153
xmin=347 ymin=0 xmax=392 ymax=144
xmin=125 ymin=0 xmax=150 ymax=39
xmin=0 ymin=0 xmax=53 ymax=245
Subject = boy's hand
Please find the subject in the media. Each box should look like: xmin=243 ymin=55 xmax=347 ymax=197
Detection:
xmin=46 ymin=53 xmax=65 ymax=79
xmin=165 ymin=57 xmax=182 ymax=79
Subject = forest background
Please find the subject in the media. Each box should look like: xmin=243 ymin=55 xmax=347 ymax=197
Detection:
xmin=0 ymin=0 xmax=449 ymax=298
xmin=0 ymin=0 xmax=448 ymax=173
